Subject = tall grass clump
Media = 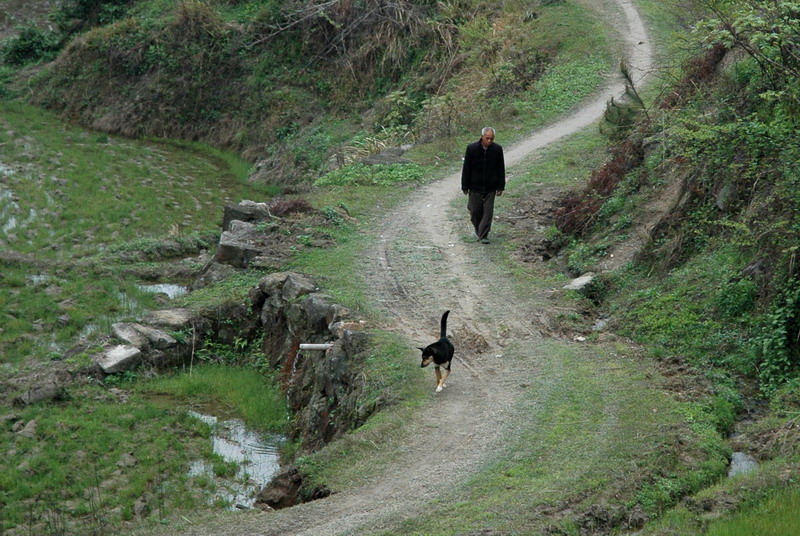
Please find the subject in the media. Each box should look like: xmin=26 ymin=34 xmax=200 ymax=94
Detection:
xmin=138 ymin=364 xmax=289 ymax=432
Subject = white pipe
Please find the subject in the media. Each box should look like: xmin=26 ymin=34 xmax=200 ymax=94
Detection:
xmin=299 ymin=343 xmax=334 ymax=351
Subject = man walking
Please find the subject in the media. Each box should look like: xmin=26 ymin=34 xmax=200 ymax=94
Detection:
xmin=461 ymin=126 xmax=505 ymax=243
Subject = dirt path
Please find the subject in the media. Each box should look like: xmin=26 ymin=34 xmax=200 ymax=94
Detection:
xmin=170 ymin=1 xmax=655 ymax=534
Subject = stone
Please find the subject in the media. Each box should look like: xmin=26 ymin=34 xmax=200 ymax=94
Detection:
xmin=282 ymin=273 xmax=317 ymax=301
xmin=12 ymin=381 xmax=63 ymax=407
xmin=142 ymin=309 xmax=193 ymax=330
xmin=17 ymin=419 xmax=37 ymax=439
xmin=216 ymin=220 xmax=265 ymax=268
xmin=134 ymin=324 xmax=177 ymax=349
xmin=563 ymin=272 xmax=595 ymax=291
xmin=95 ymin=345 xmax=142 ymax=374
xmin=222 ymin=201 xmax=270 ymax=231
xmin=112 ymin=322 xmax=150 ymax=349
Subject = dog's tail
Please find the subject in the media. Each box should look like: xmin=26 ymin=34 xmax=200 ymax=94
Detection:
xmin=440 ymin=310 xmax=450 ymax=338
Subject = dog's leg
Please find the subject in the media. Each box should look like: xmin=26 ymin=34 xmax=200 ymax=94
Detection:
xmin=439 ymin=368 xmax=450 ymax=390
xmin=435 ymin=366 xmax=443 ymax=392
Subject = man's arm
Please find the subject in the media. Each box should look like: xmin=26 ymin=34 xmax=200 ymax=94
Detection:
xmin=461 ymin=145 xmax=471 ymax=194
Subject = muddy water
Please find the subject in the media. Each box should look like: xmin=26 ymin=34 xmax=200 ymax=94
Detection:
xmin=188 ymin=410 xmax=284 ymax=509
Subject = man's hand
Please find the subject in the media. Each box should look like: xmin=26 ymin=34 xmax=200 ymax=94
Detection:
xmin=496 ymin=190 xmax=503 ymax=196
xmin=462 ymin=189 xmax=469 ymax=195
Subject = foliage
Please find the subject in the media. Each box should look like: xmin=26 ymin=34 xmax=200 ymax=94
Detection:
xmin=53 ymin=0 xmax=133 ymax=34
xmin=696 ymin=0 xmax=800 ymax=118
xmin=555 ymin=137 xmax=645 ymax=236
xmin=753 ymin=278 xmax=800 ymax=394
xmin=0 ymin=25 xmax=61 ymax=66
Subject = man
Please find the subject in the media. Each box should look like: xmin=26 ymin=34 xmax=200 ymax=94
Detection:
xmin=461 ymin=126 xmax=505 ymax=244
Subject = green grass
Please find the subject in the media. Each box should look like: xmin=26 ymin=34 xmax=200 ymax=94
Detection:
xmin=0 ymin=387 xmax=213 ymax=531
xmin=137 ymin=364 xmax=289 ymax=433
xmin=0 ymin=101 xmax=270 ymax=257
xmin=611 ymin=243 xmax=757 ymax=373
xmin=0 ymin=101 xmax=272 ymax=365
xmin=708 ymin=497 xmax=800 ymax=536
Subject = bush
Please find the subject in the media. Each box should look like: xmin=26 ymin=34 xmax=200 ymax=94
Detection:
xmin=754 ymin=278 xmax=800 ymax=394
xmin=1 ymin=25 xmax=61 ymax=66
xmin=53 ymin=0 xmax=131 ymax=34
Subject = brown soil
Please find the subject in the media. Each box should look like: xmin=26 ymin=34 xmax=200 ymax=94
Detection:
xmin=157 ymin=0 xmax=659 ymax=534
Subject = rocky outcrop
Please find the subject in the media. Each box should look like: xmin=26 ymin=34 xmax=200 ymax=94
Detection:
xmin=254 ymin=272 xmax=374 ymax=450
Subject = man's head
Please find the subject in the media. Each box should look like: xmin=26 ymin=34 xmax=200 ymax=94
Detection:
xmin=480 ymin=127 xmax=495 ymax=148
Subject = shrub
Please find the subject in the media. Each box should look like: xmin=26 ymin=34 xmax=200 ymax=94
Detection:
xmin=754 ymin=278 xmax=800 ymax=394
xmin=1 ymin=25 xmax=61 ymax=66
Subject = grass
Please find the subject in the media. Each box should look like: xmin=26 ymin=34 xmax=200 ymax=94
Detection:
xmin=0 ymin=386 xmax=212 ymax=532
xmin=0 ymin=101 xmax=272 ymax=366
xmin=136 ymin=364 xmax=289 ymax=433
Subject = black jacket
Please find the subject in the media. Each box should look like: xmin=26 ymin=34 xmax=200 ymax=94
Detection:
xmin=461 ymin=140 xmax=505 ymax=193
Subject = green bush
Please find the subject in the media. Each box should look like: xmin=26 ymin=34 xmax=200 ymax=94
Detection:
xmin=53 ymin=0 xmax=131 ymax=33
xmin=1 ymin=25 xmax=61 ymax=66
xmin=753 ymin=278 xmax=800 ymax=394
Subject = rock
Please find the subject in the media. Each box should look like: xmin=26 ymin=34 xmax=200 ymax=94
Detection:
xmin=112 ymin=322 xmax=150 ymax=349
xmin=222 ymin=201 xmax=270 ymax=231
xmin=216 ymin=220 xmax=265 ymax=268
xmin=1 ymin=413 xmax=20 ymax=426
xmin=133 ymin=497 xmax=148 ymax=518
xmin=17 ymin=419 xmax=37 ymax=439
xmin=728 ymin=452 xmax=758 ymax=477
xmin=255 ymin=466 xmax=302 ymax=510
xmin=114 ymin=322 xmax=178 ymax=350
xmin=117 ymin=452 xmax=137 ymax=468
xmin=94 ymin=345 xmax=142 ymax=374
xmin=563 ymin=272 xmax=595 ymax=291
xmin=304 ymin=294 xmax=347 ymax=332
xmin=142 ymin=309 xmax=193 ymax=330
xmin=193 ymin=261 xmax=238 ymax=289
xmin=282 ymin=273 xmax=317 ymax=301
xmin=12 ymin=381 xmax=63 ymax=407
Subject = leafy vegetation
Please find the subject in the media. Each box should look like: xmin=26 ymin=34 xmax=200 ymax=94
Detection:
xmin=544 ymin=0 xmax=800 ymax=531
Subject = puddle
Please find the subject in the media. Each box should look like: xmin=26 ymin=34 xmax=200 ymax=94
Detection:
xmin=188 ymin=410 xmax=284 ymax=509
xmin=138 ymin=283 xmax=188 ymax=299
xmin=1 ymin=184 xmax=19 ymax=234
xmin=728 ymin=451 xmax=758 ymax=478
xmin=27 ymin=274 xmax=49 ymax=284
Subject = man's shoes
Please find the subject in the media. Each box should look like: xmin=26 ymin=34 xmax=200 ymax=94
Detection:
xmin=480 ymin=237 xmax=490 ymax=244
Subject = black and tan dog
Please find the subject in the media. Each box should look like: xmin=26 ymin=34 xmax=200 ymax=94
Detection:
xmin=419 ymin=310 xmax=455 ymax=393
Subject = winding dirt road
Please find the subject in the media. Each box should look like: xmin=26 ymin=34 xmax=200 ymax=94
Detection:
xmin=170 ymin=1 xmax=655 ymax=534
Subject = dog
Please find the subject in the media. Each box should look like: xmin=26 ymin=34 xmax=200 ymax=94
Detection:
xmin=419 ymin=310 xmax=454 ymax=392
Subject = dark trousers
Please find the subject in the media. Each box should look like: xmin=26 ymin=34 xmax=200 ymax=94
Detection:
xmin=467 ymin=190 xmax=496 ymax=239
